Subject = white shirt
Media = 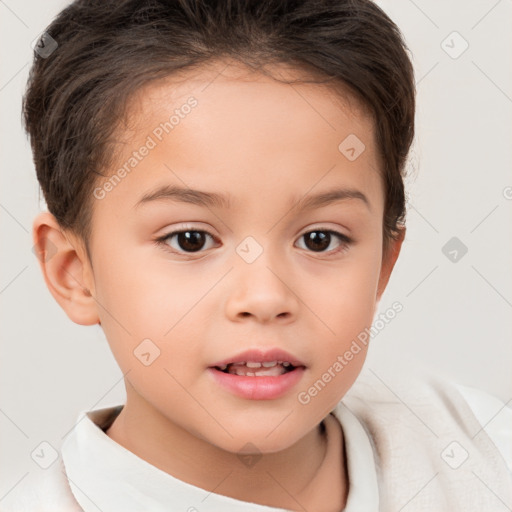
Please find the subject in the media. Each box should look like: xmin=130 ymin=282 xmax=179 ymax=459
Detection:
xmin=1 ymin=381 xmax=510 ymax=511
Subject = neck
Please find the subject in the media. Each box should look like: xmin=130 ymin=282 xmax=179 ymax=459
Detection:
xmin=105 ymin=383 xmax=346 ymax=510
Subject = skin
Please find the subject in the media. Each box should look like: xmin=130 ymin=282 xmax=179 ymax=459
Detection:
xmin=33 ymin=60 xmax=404 ymax=511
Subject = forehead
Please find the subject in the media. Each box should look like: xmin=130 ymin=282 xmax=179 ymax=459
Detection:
xmin=115 ymin=59 xmax=377 ymax=159
xmin=95 ymin=59 xmax=382 ymax=219
xmin=127 ymin=58 xmax=373 ymax=113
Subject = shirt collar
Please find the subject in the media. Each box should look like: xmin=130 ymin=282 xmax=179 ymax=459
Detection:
xmin=61 ymin=402 xmax=378 ymax=511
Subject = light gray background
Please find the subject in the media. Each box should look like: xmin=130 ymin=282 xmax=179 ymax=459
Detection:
xmin=1 ymin=0 xmax=511 ymax=496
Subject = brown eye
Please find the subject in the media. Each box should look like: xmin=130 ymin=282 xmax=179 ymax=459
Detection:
xmin=157 ymin=229 xmax=216 ymax=253
xmin=297 ymin=229 xmax=351 ymax=254
xmin=175 ymin=231 xmax=207 ymax=252
xmin=303 ymin=231 xmax=330 ymax=251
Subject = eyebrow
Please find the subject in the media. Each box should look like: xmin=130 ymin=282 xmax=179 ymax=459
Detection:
xmin=134 ymin=184 xmax=371 ymax=212
xmin=134 ymin=184 xmax=231 ymax=210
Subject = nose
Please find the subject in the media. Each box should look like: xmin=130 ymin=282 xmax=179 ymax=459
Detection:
xmin=224 ymin=249 xmax=299 ymax=324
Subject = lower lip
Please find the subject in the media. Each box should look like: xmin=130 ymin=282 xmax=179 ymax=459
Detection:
xmin=207 ymin=366 xmax=306 ymax=400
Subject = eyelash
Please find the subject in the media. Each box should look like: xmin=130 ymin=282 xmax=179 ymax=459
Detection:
xmin=154 ymin=226 xmax=353 ymax=257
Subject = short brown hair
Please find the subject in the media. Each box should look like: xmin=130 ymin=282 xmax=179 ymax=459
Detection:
xmin=23 ymin=0 xmax=415 ymax=262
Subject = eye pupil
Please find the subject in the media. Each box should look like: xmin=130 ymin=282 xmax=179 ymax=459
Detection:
xmin=162 ymin=228 xmax=346 ymax=256
xmin=304 ymin=231 xmax=330 ymax=252
xmin=178 ymin=231 xmax=206 ymax=252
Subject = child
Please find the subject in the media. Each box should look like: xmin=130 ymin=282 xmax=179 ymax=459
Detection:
xmin=3 ymin=0 xmax=511 ymax=510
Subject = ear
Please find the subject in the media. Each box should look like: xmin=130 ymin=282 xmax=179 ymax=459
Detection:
xmin=32 ymin=212 xmax=100 ymax=326
xmin=375 ymin=226 xmax=406 ymax=304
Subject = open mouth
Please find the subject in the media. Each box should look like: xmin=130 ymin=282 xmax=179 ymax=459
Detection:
xmin=213 ymin=360 xmax=299 ymax=377
xmin=208 ymin=352 xmax=307 ymax=399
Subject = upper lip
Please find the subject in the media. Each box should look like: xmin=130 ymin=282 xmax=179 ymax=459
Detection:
xmin=210 ymin=348 xmax=306 ymax=368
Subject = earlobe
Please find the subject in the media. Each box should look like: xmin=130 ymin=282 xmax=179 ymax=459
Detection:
xmin=32 ymin=212 xmax=99 ymax=326
xmin=375 ymin=226 xmax=406 ymax=303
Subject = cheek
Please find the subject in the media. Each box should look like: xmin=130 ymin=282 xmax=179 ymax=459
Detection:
xmin=93 ymin=246 xmax=219 ymax=379
xmin=300 ymin=250 xmax=380 ymax=398
xmin=95 ymin=238 xmax=193 ymax=323
xmin=310 ymin=252 xmax=381 ymax=337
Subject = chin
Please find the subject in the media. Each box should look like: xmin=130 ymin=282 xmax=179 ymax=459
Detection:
xmin=203 ymin=421 xmax=311 ymax=456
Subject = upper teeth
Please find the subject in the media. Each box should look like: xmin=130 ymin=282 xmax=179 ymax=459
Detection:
xmin=218 ymin=360 xmax=292 ymax=369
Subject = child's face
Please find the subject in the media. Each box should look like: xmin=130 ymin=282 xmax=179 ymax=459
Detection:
xmin=59 ymin=61 xmax=402 ymax=453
